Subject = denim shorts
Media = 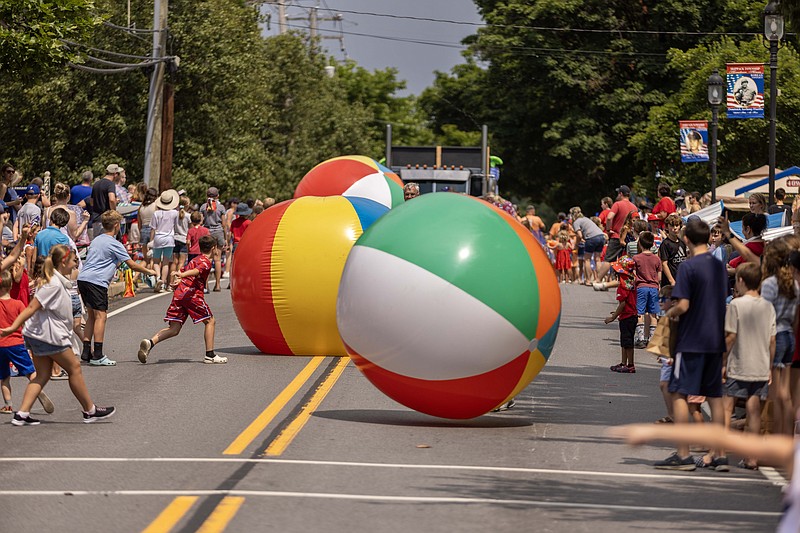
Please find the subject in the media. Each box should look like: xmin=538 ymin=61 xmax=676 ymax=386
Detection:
xmin=584 ymin=234 xmax=605 ymax=254
xmin=23 ymin=335 xmax=70 ymax=357
xmin=774 ymin=330 xmax=795 ymax=368
xmin=71 ymin=294 xmax=82 ymax=319
xmin=140 ymin=226 xmax=152 ymax=247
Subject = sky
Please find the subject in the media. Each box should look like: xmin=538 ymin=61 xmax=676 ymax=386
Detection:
xmin=259 ymin=0 xmax=484 ymax=95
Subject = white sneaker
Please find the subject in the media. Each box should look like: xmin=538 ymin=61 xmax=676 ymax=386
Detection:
xmin=204 ymin=355 xmax=228 ymax=364
xmin=592 ymin=282 xmax=608 ymax=291
xmin=138 ymin=339 xmax=152 ymax=364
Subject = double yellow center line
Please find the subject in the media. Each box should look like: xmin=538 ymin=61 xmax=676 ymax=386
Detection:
xmin=142 ymin=356 xmax=349 ymax=532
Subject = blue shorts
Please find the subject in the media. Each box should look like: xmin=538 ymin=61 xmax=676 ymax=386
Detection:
xmin=660 ymin=361 xmax=672 ymax=382
xmin=153 ymin=247 xmax=174 ymax=261
xmin=669 ymin=352 xmax=724 ymax=398
xmin=774 ymin=330 xmax=794 ymax=368
xmin=23 ymin=335 xmax=70 ymax=357
xmin=584 ymin=234 xmax=605 ymax=254
xmin=0 ymin=344 xmax=35 ymax=378
xmin=577 ymin=242 xmax=585 ymax=259
xmin=724 ymin=378 xmax=768 ymax=401
xmin=636 ymin=287 xmax=659 ymax=315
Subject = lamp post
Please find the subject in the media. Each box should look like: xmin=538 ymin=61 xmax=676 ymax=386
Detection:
xmin=764 ymin=1 xmax=784 ymax=206
xmin=707 ymin=70 xmax=724 ymax=204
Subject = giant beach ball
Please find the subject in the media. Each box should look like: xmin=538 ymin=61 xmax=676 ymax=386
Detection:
xmin=232 ymin=195 xmax=388 ymax=356
xmin=337 ymin=193 xmax=561 ymax=419
xmin=294 ymin=155 xmax=405 ymax=209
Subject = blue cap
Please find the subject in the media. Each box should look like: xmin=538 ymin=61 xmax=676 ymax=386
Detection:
xmin=26 ymin=184 xmax=40 ymax=195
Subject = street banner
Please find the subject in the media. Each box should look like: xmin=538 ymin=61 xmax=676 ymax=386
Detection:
xmin=726 ymin=63 xmax=764 ymax=119
xmin=679 ymin=120 xmax=709 ymax=163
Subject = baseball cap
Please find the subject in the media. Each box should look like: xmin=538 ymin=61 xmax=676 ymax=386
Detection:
xmin=25 ymin=184 xmax=40 ymax=195
xmin=207 ymin=186 xmax=219 ymax=197
xmin=675 ymin=188 xmax=686 ymax=197
xmin=616 ymin=185 xmax=631 ymax=195
xmin=106 ymin=164 xmax=121 ymax=174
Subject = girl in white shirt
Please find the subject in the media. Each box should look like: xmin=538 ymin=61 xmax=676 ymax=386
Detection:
xmin=3 ymin=245 xmax=114 ymax=425
xmin=150 ymin=190 xmax=180 ymax=292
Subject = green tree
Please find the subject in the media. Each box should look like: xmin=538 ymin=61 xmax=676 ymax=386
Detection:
xmin=0 ymin=0 xmax=101 ymax=76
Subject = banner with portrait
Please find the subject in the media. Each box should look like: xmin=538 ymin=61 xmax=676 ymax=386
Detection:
xmin=679 ymin=120 xmax=709 ymax=163
xmin=727 ymin=63 xmax=764 ymax=119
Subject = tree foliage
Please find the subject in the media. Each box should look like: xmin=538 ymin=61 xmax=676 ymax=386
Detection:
xmin=0 ymin=0 xmax=101 ymax=76
xmin=421 ymin=0 xmax=790 ymax=212
xmin=0 ymin=0 xmax=425 ymax=202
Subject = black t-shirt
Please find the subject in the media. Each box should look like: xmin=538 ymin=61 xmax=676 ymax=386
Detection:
xmin=658 ymin=237 xmax=688 ymax=286
xmin=769 ymin=203 xmax=792 ymax=225
xmin=90 ymin=179 xmax=115 ymax=222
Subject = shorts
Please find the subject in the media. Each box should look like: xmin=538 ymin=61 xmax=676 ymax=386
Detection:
xmin=77 ymin=280 xmax=109 ymax=311
xmin=584 ymin=234 xmax=605 ymax=254
xmin=165 ymin=292 xmax=213 ymax=324
xmin=687 ymin=395 xmax=706 ymax=404
xmin=660 ymin=361 xmax=672 ymax=382
xmin=618 ymin=315 xmax=638 ymax=349
xmin=71 ymin=293 xmax=83 ymax=319
xmin=173 ymin=241 xmax=187 ymax=255
xmin=209 ymin=230 xmax=225 ymax=248
xmin=577 ymin=242 xmax=585 ymax=259
xmin=0 ymin=344 xmax=35 ymax=378
xmin=668 ymin=352 xmax=723 ymax=398
xmin=23 ymin=335 xmax=70 ymax=357
xmin=724 ymin=378 xmax=769 ymax=401
xmin=140 ymin=226 xmax=152 ymax=247
xmin=774 ymin=330 xmax=794 ymax=368
xmin=153 ymin=246 xmax=174 ymax=261
xmin=187 ymin=254 xmax=199 ymax=263
xmin=605 ymin=238 xmax=624 ymax=263
xmin=636 ymin=287 xmax=659 ymax=315
xmin=90 ymin=221 xmax=103 ymax=240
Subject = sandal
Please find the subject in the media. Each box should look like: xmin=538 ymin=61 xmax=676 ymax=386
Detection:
xmin=655 ymin=416 xmax=673 ymax=424
xmin=89 ymin=357 xmax=117 ymax=366
xmin=737 ymin=459 xmax=758 ymax=470
xmin=0 ymin=405 xmax=12 ymax=414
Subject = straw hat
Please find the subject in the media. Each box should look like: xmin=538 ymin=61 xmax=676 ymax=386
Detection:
xmin=155 ymin=189 xmax=180 ymax=210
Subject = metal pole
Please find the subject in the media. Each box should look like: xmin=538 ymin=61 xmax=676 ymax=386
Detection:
xmin=769 ymin=39 xmax=778 ymax=206
xmin=385 ymin=124 xmax=392 ymax=167
xmin=480 ymin=125 xmax=488 ymax=194
xmin=710 ymin=105 xmax=719 ymax=204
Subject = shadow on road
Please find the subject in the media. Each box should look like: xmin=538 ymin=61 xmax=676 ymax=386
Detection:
xmin=313 ymin=409 xmax=533 ymax=428
xmin=217 ymin=345 xmax=265 ymax=356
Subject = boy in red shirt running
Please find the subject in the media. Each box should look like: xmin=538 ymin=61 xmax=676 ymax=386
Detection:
xmin=136 ymin=236 xmax=226 ymax=364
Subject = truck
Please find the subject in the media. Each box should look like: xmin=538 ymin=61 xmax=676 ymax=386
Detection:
xmin=383 ymin=125 xmax=498 ymax=197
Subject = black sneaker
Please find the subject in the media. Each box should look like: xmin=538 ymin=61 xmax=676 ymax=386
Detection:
xmin=11 ymin=413 xmax=40 ymax=426
xmin=654 ymin=452 xmax=696 ymax=471
xmin=491 ymin=399 xmax=516 ymax=412
xmin=83 ymin=406 xmax=115 ymax=424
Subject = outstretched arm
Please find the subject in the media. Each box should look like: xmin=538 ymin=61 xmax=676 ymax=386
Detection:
xmin=607 ymin=424 xmax=794 ymax=467
xmin=1 ymin=224 xmax=30 ymax=271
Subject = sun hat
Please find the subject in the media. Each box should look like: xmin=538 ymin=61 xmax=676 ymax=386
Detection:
xmin=155 ymin=189 xmax=180 ymax=210
xmin=235 ymin=203 xmax=253 ymax=216
xmin=612 ymin=256 xmax=636 ymax=276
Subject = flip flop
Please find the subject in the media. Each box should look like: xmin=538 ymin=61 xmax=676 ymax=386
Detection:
xmin=655 ymin=416 xmax=673 ymax=424
xmin=89 ymin=357 xmax=117 ymax=366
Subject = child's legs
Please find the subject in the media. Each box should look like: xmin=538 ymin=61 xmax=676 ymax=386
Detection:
xmin=50 ymin=349 xmax=92 ymax=411
xmin=213 ymin=246 xmax=222 ymax=283
xmin=745 ymin=394 xmax=762 ymax=435
xmin=688 ymin=402 xmax=704 ymax=424
xmin=659 ymin=381 xmax=673 ymax=417
xmin=18 ymin=356 xmax=52 ymax=413
xmin=203 ymin=316 xmax=215 ymax=351
xmin=706 ymin=395 xmax=726 ymax=458
xmin=623 ymin=347 xmax=634 ymax=366
xmin=92 ymin=309 xmax=108 ymax=343
xmin=152 ymin=321 xmax=183 ymax=345
xmin=83 ymin=308 xmax=95 ymax=342
xmin=769 ymin=367 xmax=788 ymax=434
xmin=672 ymin=394 xmax=690 ymax=456
xmin=2 ymin=376 xmax=10 ymax=402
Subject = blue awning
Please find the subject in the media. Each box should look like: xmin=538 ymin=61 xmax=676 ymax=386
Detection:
xmin=734 ymin=166 xmax=800 ymax=196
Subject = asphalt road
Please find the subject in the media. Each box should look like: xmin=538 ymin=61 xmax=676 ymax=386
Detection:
xmin=0 ymin=281 xmax=784 ymax=533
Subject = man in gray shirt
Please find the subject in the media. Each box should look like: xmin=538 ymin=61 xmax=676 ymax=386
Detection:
xmin=200 ymin=186 xmax=226 ymax=292
xmin=570 ymin=206 xmax=606 ymax=286
xmin=14 ymin=184 xmax=43 ymax=240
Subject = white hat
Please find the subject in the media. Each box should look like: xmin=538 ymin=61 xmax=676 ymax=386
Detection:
xmin=106 ymin=164 xmax=121 ymax=174
xmin=155 ymin=189 xmax=180 ymax=210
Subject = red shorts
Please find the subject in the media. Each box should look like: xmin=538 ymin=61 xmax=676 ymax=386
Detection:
xmin=165 ymin=291 xmax=212 ymax=324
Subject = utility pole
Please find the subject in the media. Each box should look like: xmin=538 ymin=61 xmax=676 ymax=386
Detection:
xmin=275 ymin=1 xmax=286 ymax=34
xmin=144 ymin=0 xmax=168 ymax=190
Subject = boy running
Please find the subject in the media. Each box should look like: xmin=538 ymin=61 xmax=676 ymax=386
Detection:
xmin=137 ymin=235 xmax=225 ymax=365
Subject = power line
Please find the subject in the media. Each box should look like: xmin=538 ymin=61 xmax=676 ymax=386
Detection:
xmin=62 ymin=39 xmax=152 ymax=60
xmin=279 ymin=4 xmax=767 ymax=37
xmin=280 ymin=22 xmax=673 ymax=59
